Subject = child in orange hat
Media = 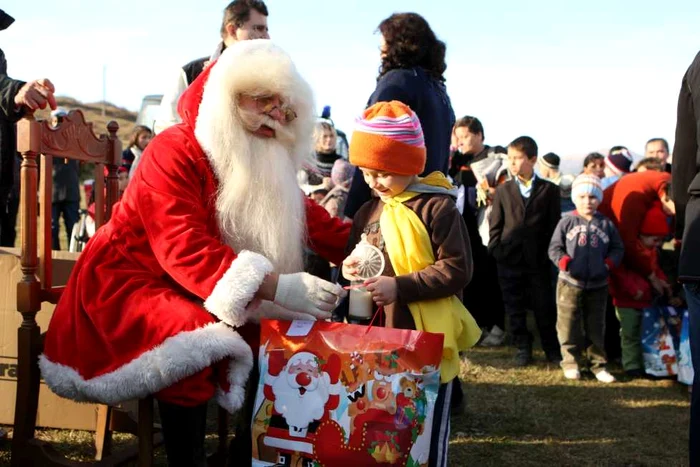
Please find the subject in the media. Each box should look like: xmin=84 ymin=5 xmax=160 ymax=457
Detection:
xmin=341 ymin=101 xmax=481 ymax=466
xmin=609 ymin=201 xmax=671 ymax=377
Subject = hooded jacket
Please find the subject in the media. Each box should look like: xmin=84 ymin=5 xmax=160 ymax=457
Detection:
xmin=548 ymin=211 xmax=624 ymax=289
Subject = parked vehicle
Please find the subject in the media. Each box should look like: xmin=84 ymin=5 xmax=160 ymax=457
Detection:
xmin=136 ymin=94 xmax=163 ymax=133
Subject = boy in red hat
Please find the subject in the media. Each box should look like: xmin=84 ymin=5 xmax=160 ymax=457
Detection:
xmin=609 ymin=202 xmax=671 ymax=377
xmin=342 ymin=100 xmax=481 ymax=466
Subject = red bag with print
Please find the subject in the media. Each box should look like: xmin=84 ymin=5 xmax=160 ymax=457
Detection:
xmin=250 ymin=319 xmax=444 ymax=467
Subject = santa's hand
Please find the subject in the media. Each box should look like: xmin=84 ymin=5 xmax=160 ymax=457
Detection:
xmin=274 ymin=272 xmax=346 ymax=320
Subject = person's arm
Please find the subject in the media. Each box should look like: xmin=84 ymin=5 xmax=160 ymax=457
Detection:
xmin=305 ymin=195 xmax=351 ymax=266
xmin=395 ymin=198 xmax=473 ymax=303
xmin=672 ymin=60 xmax=698 ymax=239
xmin=548 ymin=219 xmax=569 ymax=270
xmin=487 ymin=187 xmax=505 ymax=255
xmin=153 ymin=68 xmax=187 ymax=134
xmin=548 ymin=184 xmax=562 ymax=239
xmin=0 ymin=75 xmax=25 ymax=121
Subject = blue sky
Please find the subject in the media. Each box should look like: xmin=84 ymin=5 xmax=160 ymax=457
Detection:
xmin=3 ymin=1 xmax=699 ymax=167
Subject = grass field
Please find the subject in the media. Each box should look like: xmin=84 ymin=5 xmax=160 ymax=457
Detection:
xmin=0 ymin=344 xmax=690 ymax=466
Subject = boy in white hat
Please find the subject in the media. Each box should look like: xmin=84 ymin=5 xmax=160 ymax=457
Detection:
xmin=548 ymin=174 xmax=625 ymax=382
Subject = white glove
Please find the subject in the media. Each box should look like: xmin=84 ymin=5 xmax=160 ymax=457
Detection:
xmin=274 ymin=272 xmax=347 ymax=320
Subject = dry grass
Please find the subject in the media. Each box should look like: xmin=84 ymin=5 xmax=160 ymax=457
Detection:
xmin=0 ymin=345 xmax=690 ymax=466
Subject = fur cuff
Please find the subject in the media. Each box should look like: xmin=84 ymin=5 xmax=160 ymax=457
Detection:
xmin=204 ymin=251 xmax=274 ymax=328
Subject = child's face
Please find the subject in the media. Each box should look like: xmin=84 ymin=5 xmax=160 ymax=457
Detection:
xmin=454 ymin=126 xmax=483 ymax=155
xmin=584 ymin=159 xmax=605 ymax=178
xmin=639 ymin=235 xmax=664 ymax=249
xmin=573 ymin=193 xmax=600 ymax=217
xmin=360 ymin=168 xmax=414 ymax=198
xmin=507 ymin=147 xmax=535 ymax=178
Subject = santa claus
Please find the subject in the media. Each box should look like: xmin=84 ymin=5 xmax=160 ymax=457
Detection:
xmin=262 ymin=351 xmax=340 ymax=463
xmin=39 ymin=40 xmax=349 ymax=464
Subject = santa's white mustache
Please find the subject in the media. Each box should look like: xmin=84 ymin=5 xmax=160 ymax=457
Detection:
xmin=238 ymin=107 xmax=295 ymax=146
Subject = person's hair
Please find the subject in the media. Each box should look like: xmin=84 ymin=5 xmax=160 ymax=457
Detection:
xmin=221 ymin=0 xmax=268 ymax=37
xmin=127 ymin=125 xmax=152 ymax=149
xmin=608 ymin=145 xmax=628 ymax=156
xmin=646 ymin=137 xmax=669 ymax=152
xmin=508 ymin=136 xmax=538 ymax=159
xmin=377 ymin=13 xmax=447 ymax=82
xmin=635 ymin=157 xmax=664 ymax=172
xmin=454 ymin=116 xmax=484 ymax=139
xmin=583 ymin=152 xmax=604 ymax=168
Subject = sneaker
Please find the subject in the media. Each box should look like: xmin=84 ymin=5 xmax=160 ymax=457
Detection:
xmin=480 ymin=326 xmax=505 ymax=346
xmin=594 ymin=370 xmax=616 ymax=383
xmin=563 ymin=368 xmax=581 ymax=380
xmin=514 ymin=348 xmax=533 ymax=367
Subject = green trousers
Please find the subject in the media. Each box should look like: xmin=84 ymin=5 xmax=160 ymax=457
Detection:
xmin=615 ymin=307 xmax=643 ymax=371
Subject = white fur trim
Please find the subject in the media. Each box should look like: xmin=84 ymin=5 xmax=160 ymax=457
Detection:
xmin=203 ymin=250 xmax=273 ymax=328
xmin=194 ymin=40 xmax=315 ymax=171
xmin=216 ymin=340 xmax=256 ymax=413
xmin=39 ymin=322 xmax=254 ymax=413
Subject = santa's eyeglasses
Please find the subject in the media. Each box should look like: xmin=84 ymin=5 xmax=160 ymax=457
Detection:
xmin=246 ymin=95 xmax=297 ymax=123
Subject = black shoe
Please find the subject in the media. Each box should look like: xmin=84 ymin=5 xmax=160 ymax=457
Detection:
xmin=545 ymin=351 xmax=563 ymax=365
xmin=514 ymin=348 xmax=533 ymax=367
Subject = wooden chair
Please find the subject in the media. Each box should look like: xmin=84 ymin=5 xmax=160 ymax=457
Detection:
xmin=10 ymin=109 xmax=163 ymax=466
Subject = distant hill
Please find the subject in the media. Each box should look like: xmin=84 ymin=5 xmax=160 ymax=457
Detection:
xmin=33 ymin=96 xmax=138 ymax=149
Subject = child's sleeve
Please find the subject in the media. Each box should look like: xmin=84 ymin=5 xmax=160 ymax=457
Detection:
xmin=547 ymin=184 xmax=562 ymax=238
xmin=548 ymin=218 xmax=569 ymax=270
xmin=395 ymin=198 xmax=472 ymax=303
xmin=606 ymin=222 xmax=625 ymax=269
xmin=487 ymin=187 xmax=504 ymax=255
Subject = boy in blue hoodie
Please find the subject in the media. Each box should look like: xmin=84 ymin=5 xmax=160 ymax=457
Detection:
xmin=549 ymin=174 xmax=624 ymax=382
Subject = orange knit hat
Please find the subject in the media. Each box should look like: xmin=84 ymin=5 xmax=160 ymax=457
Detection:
xmin=640 ymin=202 xmax=670 ymax=237
xmin=349 ymin=101 xmax=426 ymax=176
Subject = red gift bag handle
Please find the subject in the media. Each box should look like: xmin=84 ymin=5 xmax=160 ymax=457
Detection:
xmin=364 ymin=305 xmax=384 ymax=334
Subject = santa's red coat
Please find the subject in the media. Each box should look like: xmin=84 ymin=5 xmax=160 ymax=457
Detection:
xmin=40 ymin=55 xmax=350 ymax=412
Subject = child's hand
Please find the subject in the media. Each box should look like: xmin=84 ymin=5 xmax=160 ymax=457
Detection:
xmin=363 ymin=277 xmax=397 ymax=307
xmin=633 ymin=289 xmax=644 ymax=300
xmin=669 ymin=296 xmax=684 ymax=308
xmin=342 ymin=256 xmax=361 ymax=281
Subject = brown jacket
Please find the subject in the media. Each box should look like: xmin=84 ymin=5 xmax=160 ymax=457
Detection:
xmin=347 ymin=193 xmax=473 ymax=330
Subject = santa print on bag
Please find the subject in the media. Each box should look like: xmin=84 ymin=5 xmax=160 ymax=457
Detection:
xmin=261 ymin=350 xmax=341 ymax=465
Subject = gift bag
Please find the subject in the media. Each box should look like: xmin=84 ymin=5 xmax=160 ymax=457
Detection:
xmin=642 ymin=306 xmax=679 ymax=377
xmin=251 ymin=319 xmax=444 ymax=467
xmin=678 ymin=309 xmax=694 ymax=385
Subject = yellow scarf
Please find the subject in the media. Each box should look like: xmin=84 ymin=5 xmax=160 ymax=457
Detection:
xmin=380 ymin=172 xmax=481 ymax=383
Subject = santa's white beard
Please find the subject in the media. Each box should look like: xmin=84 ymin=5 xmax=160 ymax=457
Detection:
xmin=210 ymin=113 xmax=306 ymax=273
xmin=272 ymin=372 xmax=330 ymax=433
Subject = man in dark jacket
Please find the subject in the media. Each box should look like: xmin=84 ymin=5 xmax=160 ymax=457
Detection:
xmin=671 ymin=50 xmax=700 ymax=466
xmin=154 ymin=0 xmax=269 ymax=134
xmin=0 ymin=9 xmax=57 ymax=246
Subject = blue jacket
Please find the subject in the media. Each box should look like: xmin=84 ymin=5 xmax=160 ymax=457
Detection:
xmin=344 ymin=67 xmax=455 ymax=218
xmin=548 ymin=211 xmax=624 ymax=290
